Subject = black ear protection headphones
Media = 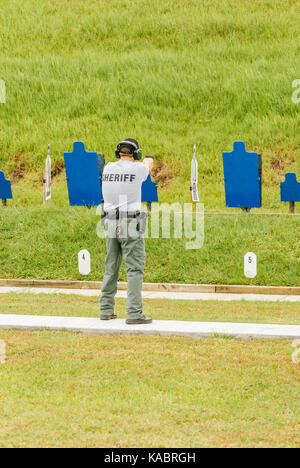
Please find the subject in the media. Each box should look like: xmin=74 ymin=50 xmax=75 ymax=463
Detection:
xmin=115 ymin=138 xmax=142 ymax=160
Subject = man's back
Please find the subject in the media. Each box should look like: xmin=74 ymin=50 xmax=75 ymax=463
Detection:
xmin=102 ymin=159 xmax=149 ymax=212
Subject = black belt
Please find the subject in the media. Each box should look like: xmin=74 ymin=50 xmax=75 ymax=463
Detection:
xmin=101 ymin=208 xmax=140 ymax=220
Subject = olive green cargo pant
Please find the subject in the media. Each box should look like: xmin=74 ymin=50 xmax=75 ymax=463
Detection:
xmin=100 ymin=219 xmax=146 ymax=320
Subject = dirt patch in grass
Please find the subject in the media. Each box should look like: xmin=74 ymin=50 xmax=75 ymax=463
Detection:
xmin=9 ymin=153 xmax=28 ymax=184
xmin=37 ymin=159 xmax=65 ymax=184
xmin=265 ymin=149 xmax=296 ymax=185
xmin=270 ymin=152 xmax=295 ymax=171
xmin=51 ymin=160 xmax=65 ymax=178
xmin=151 ymin=160 xmax=176 ymax=188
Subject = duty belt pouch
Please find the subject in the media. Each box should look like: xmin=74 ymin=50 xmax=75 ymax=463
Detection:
xmin=136 ymin=212 xmax=149 ymax=235
xmin=120 ymin=219 xmax=138 ymax=238
xmin=105 ymin=219 xmax=119 ymax=238
xmin=101 ymin=209 xmax=118 ymax=235
xmin=101 ymin=207 xmax=107 ymax=227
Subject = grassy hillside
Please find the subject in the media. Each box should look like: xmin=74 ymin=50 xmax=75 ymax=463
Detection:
xmin=0 ymin=0 xmax=300 ymax=207
xmin=0 ymin=0 xmax=299 ymax=284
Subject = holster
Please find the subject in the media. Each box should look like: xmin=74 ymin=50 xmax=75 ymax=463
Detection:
xmin=136 ymin=212 xmax=149 ymax=234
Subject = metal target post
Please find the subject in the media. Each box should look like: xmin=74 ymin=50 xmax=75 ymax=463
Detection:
xmin=190 ymin=145 xmax=200 ymax=211
xmin=43 ymin=144 xmax=51 ymax=206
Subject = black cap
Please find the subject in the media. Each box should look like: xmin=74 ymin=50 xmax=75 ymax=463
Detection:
xmin=120 ymin=138 xmax=139 ymax=152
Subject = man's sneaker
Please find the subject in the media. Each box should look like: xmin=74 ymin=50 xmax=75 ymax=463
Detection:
xmin=100 ymin=313 xmax=117 ymax=320
xmin=125 ymin=315 xmax=152 ymax=325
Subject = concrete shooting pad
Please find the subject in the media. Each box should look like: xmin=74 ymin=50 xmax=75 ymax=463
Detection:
xmin=0 ymin=315 xmax=299 ymax=340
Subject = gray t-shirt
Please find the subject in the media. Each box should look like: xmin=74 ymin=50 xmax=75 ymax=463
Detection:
xmin=102 ymin=160 xmax=149 ymax=212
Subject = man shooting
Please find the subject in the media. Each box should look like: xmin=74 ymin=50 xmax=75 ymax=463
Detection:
xmin=100 ymin=138 xmax=153 ymax=324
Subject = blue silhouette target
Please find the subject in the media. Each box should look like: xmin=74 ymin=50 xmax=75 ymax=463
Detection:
xmin=0 ymin=171 xmax=12 ymax=199
xmin=223 ymin=141 xmax=262 ymax=209
xmin=64 ymin=141 xmax=105 ymax=206
xmin=141 ymin=174 xmax=158 ymax=204
xmin=281 ymin=173 xmax=300 ymax=202
xmin=64 ymin=142 xmax=158 ymax=207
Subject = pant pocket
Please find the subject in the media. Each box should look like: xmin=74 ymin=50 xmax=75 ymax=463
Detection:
xmin=120 ymin=219 xmax=139 ymax=238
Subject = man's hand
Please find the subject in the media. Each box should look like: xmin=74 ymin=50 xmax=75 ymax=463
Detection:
xmin=143 ymin=156 xmax=154 ymax=173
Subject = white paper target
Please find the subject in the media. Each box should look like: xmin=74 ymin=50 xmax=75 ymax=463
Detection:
xmin=78 ymin=249 xmax=91 ymax=275
xmin=191 ymin=145 xmax=199 ymax=202
xmin=244 ymin=252 xmax=257 ymax=278
xmin=45 ymin=145 xmax=51 ymax=201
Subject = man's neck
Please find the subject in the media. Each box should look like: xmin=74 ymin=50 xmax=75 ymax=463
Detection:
xmin=120 ymin=156 xmax=135 ymax=162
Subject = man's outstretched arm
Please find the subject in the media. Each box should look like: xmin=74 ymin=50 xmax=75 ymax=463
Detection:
xmin=143 ymin=155 xmax=154 ymax=173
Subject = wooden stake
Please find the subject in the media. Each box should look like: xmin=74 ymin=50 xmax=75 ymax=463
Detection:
xmin=43 ymin=176 xmax=46 ymax=205
xmin=2 ymin=199 xmax=7 ymax=207
xmin=289 ymin=201 xmax=295 ymax=214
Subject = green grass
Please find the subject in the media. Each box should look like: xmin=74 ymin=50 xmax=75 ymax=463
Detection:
xmin=0 ymin=0 xmax=299 ymax=285
xmin=0 ymin=0 xmax=300 ymax=204
xmin=0 ymin=329 xmax=299 ymax=447
xmin=0 ymin=206 xmax=299 ymax=285
xmin=0 ymin=294 xmax=299 ymax=447
xmin=1 ymin=4 xmax=299 ymax=446
xmin=0 ymin=292 xmax=299 ymax=325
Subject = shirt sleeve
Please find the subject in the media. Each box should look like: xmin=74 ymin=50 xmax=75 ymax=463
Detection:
xmin=102 ymin=162 xmax=111 ymax=175
xmin=140 ymin=163 xmax=149 ymax=182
